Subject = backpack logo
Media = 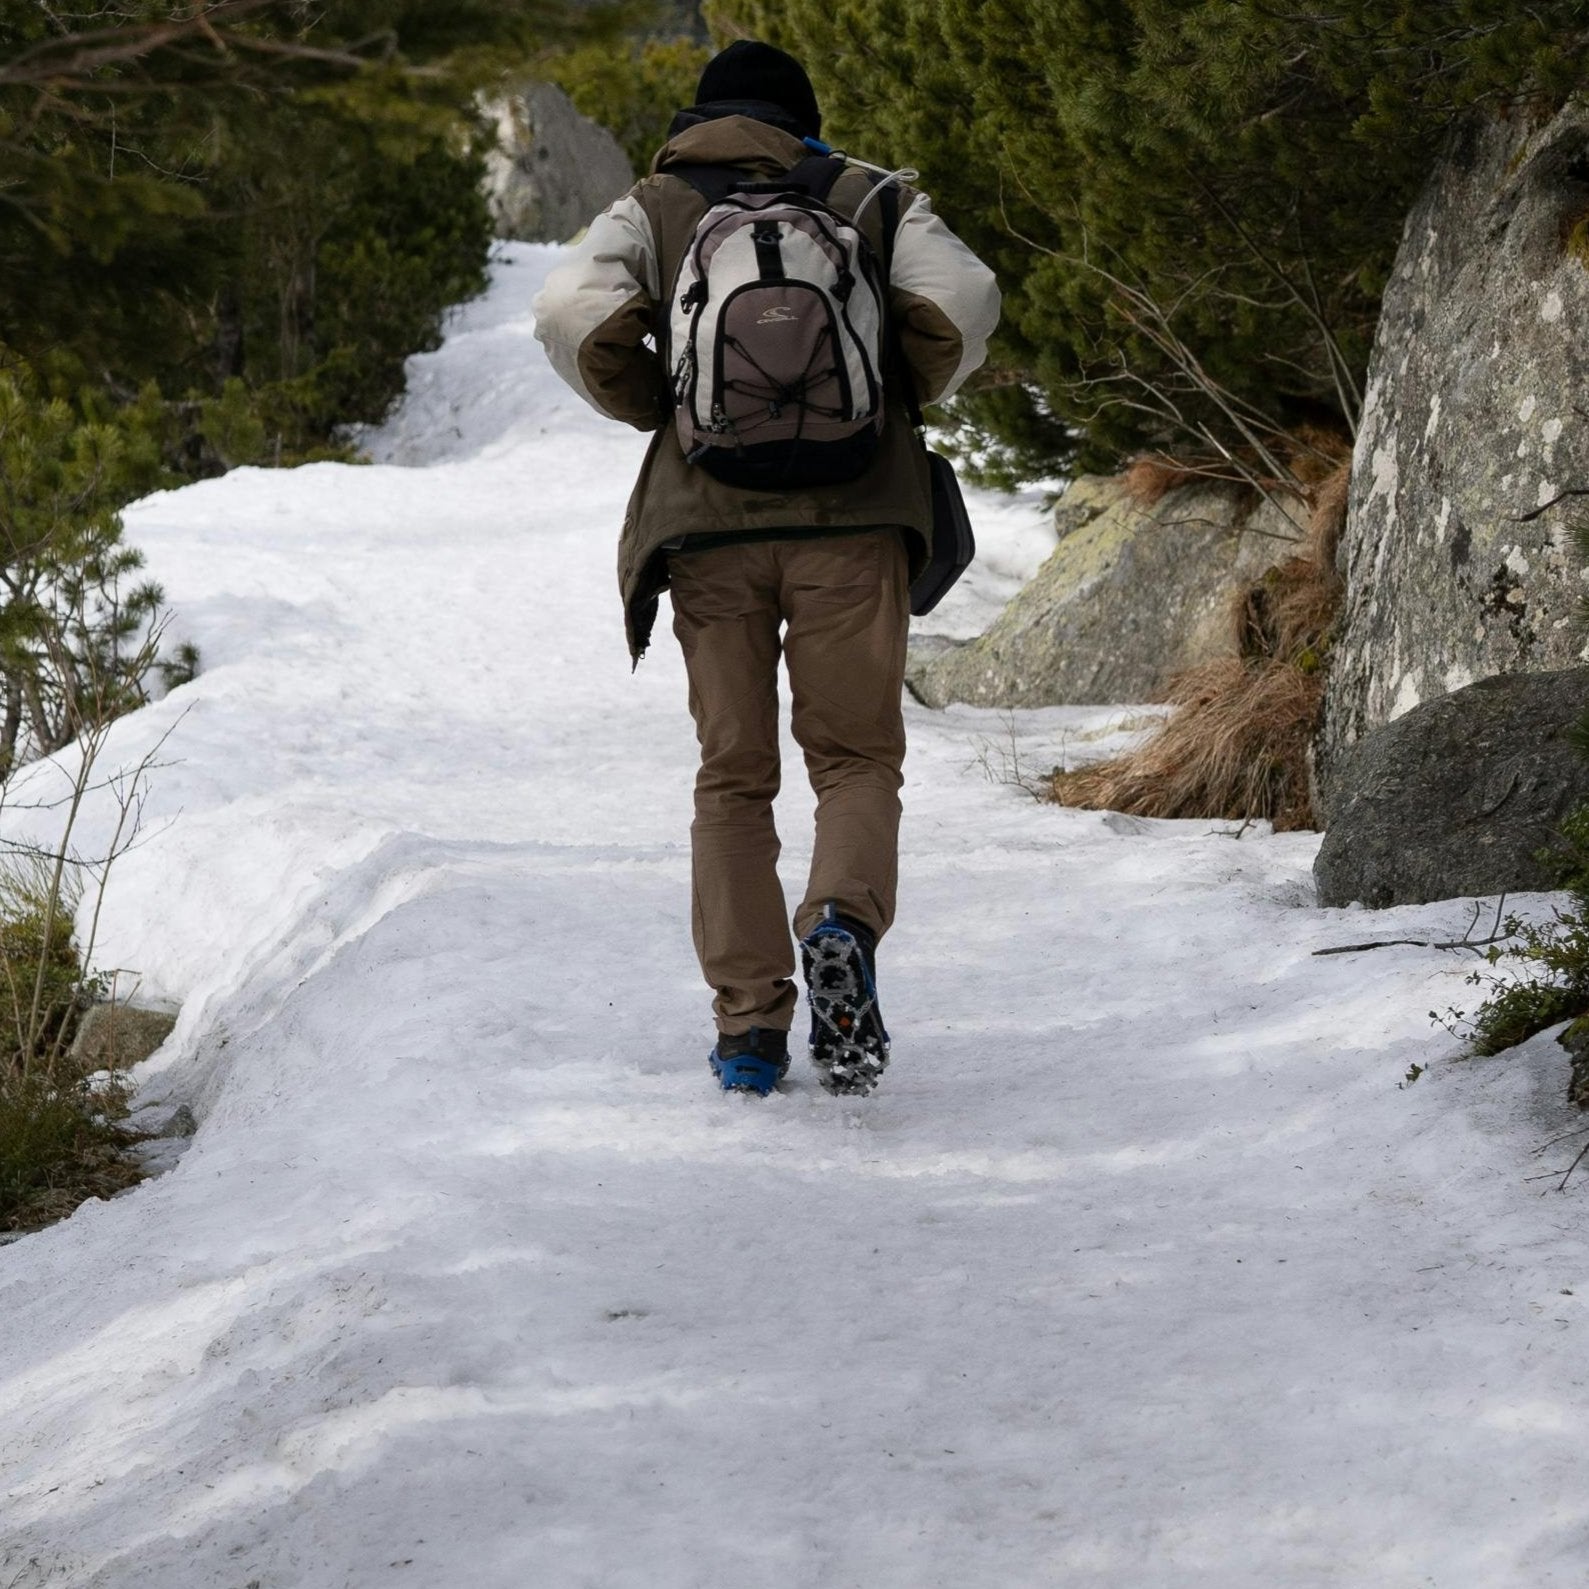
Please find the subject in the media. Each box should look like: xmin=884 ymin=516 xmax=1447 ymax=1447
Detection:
xmin=756 ymin=305 xmax=799 ymax=325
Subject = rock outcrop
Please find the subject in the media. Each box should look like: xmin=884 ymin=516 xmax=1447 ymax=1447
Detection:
xmin=908 ymin=474 xmax=1304 ymax=708
xmin=1318 ymin=101 xmax=1589 ymax=789
xmin=484 ymin=83 xmax=634 ymax=243
xmin=70 ymin=1000 xmax=178 ymax=1069
xmin=1314 ymin=668 xmax=1589 ymax=908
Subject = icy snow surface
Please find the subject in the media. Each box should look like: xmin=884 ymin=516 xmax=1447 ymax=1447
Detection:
xmin=2 ymin=244 xmax=1587 ymax=1588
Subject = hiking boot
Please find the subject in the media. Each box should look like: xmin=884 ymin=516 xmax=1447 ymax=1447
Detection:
xmin=709 ymin=1027 xmax=790 ymax=1096
xmin=800 ymin=904 xmax=890 ymax=1095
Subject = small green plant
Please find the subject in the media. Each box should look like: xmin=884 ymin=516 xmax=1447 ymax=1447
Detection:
xmin=0 ymin=553 xmax=181 ymax=1233
xmin=0 ymin=862 xmax=137 ymax=1233
xmin=1436 ymin=804 xmax=1589 ymax=1061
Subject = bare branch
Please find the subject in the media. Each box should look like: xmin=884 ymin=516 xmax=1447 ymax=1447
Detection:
xmin=1315 ymin=895 xmax=1512 ymax=957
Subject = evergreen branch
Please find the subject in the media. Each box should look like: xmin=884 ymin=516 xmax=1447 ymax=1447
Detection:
xmin=0 ymin=2 xmax=408 ymax=93
xmin=0 ymin=0 xmax=280 ymax=84
xmin=1192 ymin=178 xmax=1362 ymax=431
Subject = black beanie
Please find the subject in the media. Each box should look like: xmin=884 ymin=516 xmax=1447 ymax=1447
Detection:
xmin=694 ymin=40 xmax=822 ymax=140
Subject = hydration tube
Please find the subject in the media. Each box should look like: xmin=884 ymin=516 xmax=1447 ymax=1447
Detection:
xmin=803 ymin=136 xmax=918 ymax=227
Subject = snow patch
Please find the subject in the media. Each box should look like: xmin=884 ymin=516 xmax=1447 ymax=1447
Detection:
xmin=0 ymin=240 xmax=1585 ymax=1589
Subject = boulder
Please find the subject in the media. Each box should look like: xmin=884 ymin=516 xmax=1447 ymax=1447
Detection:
xmin=907 ymin=474 xmax=1303 ymax=708
xmin=1314 ymin=667 xmax=1589 ymax=908
xmin=70 ymin=1001 xmax=178 ymax=1070
xmin=1318 ymin=101 xmax=1589 ymax=786
xmin=483 ymin=82 xmax=634 ymax=243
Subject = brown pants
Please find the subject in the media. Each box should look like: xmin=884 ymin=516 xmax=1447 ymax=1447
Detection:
xmin=667 ymin=530 xmax=910 ymax=1034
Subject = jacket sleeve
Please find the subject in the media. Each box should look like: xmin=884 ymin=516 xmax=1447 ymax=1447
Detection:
xmin=888 ymin=190 xmax=1001 ymax=405
xmin=532 ymin=193 xmax=665 ymax=431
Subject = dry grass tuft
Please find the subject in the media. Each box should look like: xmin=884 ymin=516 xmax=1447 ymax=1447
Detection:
xmin=1120 ymin=454 xmax=1225 ymax=508
xmin=1279 ymin=427 xmax=1353 ymax=489
xmin=1231 ymin=548 xmax=1342 ymax=672
xmin=1304 ymin=457 xmax=1352 ymax=563
xmin=1561 ymin=208 xmax=1589 ymax=269
xmin=1048 ymin=456 xmax=1353 ymax=832
xmin=1051 ymin=659 xmax=1323 ymax=830
xmin=1121 ymin=432 xmax=1351 ymax=513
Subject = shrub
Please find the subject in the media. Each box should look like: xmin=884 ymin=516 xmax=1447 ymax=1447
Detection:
xmin=0 ymin=363 xmax=176 ymax=780
xmin=0 ymin=864 xmax=139 ymax=1234
xmin=1441 ymin=805 xmax=1589 ymax=1067
xmin=704 ymin=0 xmax=1589 ymax=477
xmin=0 ymin=2 xmax=554 ymax=476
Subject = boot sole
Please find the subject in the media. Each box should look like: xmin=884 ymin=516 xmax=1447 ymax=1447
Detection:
xmin=801 ymin=926 xmax=890 ymax=1096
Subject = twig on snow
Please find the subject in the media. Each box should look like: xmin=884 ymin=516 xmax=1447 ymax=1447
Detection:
xmin=1313 ymin=896 xmax=1510 ymax=957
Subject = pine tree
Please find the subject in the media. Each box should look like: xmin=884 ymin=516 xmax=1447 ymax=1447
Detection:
xmin=705 ymin=0 xmax=1589 ymax=477
xmin=0 ymin=0 xmax=580 ymax=466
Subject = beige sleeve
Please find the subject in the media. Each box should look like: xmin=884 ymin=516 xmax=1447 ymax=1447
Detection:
xmin=888 ymin=190 xmax=1002 ymax=405
xmin=532 ymin=194 xmax=666 ymax=431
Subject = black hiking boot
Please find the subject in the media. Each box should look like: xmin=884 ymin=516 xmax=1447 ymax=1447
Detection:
xmin=800 ymin=904 xmax=890 ymax=1096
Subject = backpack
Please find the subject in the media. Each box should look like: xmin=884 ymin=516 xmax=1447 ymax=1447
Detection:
xmin=666 ymin=155 xmax=887 ymax=491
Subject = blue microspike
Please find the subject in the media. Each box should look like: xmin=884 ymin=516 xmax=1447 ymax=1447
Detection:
xmin=803 ymin=136 xmax=833 ymax=155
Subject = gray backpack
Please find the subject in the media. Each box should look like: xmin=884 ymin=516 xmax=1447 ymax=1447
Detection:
xmin=667 ymin=156 xmax=886 ymax=491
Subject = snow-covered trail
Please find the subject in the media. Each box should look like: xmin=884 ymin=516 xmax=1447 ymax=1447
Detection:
xmin=2 ymin=246 xmax=1586 ymax=1589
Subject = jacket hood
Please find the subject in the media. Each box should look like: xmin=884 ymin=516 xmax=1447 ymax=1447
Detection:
xmin=649 ymin=112 xmax=808 ymax=179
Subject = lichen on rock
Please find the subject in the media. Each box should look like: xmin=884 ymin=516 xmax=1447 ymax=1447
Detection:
xmin=907 ymin=474 xmax=1300 ymax=709
xmin=1319 ymin=101 xmax=1589 ymax=793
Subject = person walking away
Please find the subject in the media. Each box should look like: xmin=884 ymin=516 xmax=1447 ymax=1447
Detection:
xmin=533 ymin=41 xmax=999 ymax=1097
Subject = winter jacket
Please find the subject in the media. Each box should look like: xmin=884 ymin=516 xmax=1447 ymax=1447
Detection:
xmin=532 ymin=113 xmax=1001 ymax=659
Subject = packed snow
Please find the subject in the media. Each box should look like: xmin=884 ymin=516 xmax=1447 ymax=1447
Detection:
xmin=1 ymin=244 xmax=1586 ymax=1588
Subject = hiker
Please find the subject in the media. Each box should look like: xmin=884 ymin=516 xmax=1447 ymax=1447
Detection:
xmin=533 ymin=40 xmax=999 ymax=1096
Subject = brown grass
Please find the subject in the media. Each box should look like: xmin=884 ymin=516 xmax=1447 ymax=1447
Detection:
xmin=1280 ymin=427 xmax=1354 ymax=489
xmin=1121 ymin=431 xmax=1352 ymax=513
xmin=1560 ymin=208 xmax=1589 ymax=269
xmin=1052 ymin=659 xmax=1323 ymax=830
xmin=1120 ymin=454 xmax=1226 ymax=508
xmin=1048 ymin=457 xmax=1352 ymax=832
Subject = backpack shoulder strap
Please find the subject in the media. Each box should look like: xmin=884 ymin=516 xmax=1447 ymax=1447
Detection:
xmin=664 ymin=163 xmax=748 ymax=207
xmin=787 ymin=153 xmax=847 ymax=202
xmin=666 ymin=153 xmax=848 ymax=207
xmin=876 ymin=178 xmax=901 ymax=282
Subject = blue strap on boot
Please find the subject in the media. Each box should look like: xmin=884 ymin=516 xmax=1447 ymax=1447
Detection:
xmin=709 ymin=1027 xmax=790 ymax=1096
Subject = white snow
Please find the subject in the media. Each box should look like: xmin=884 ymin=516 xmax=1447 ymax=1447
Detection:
xmin=2 ymin=243 xmax=1587 ymax=1588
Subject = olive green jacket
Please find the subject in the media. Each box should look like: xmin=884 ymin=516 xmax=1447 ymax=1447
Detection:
xmin=533 ymin=115 xmax=1001 ymax=659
